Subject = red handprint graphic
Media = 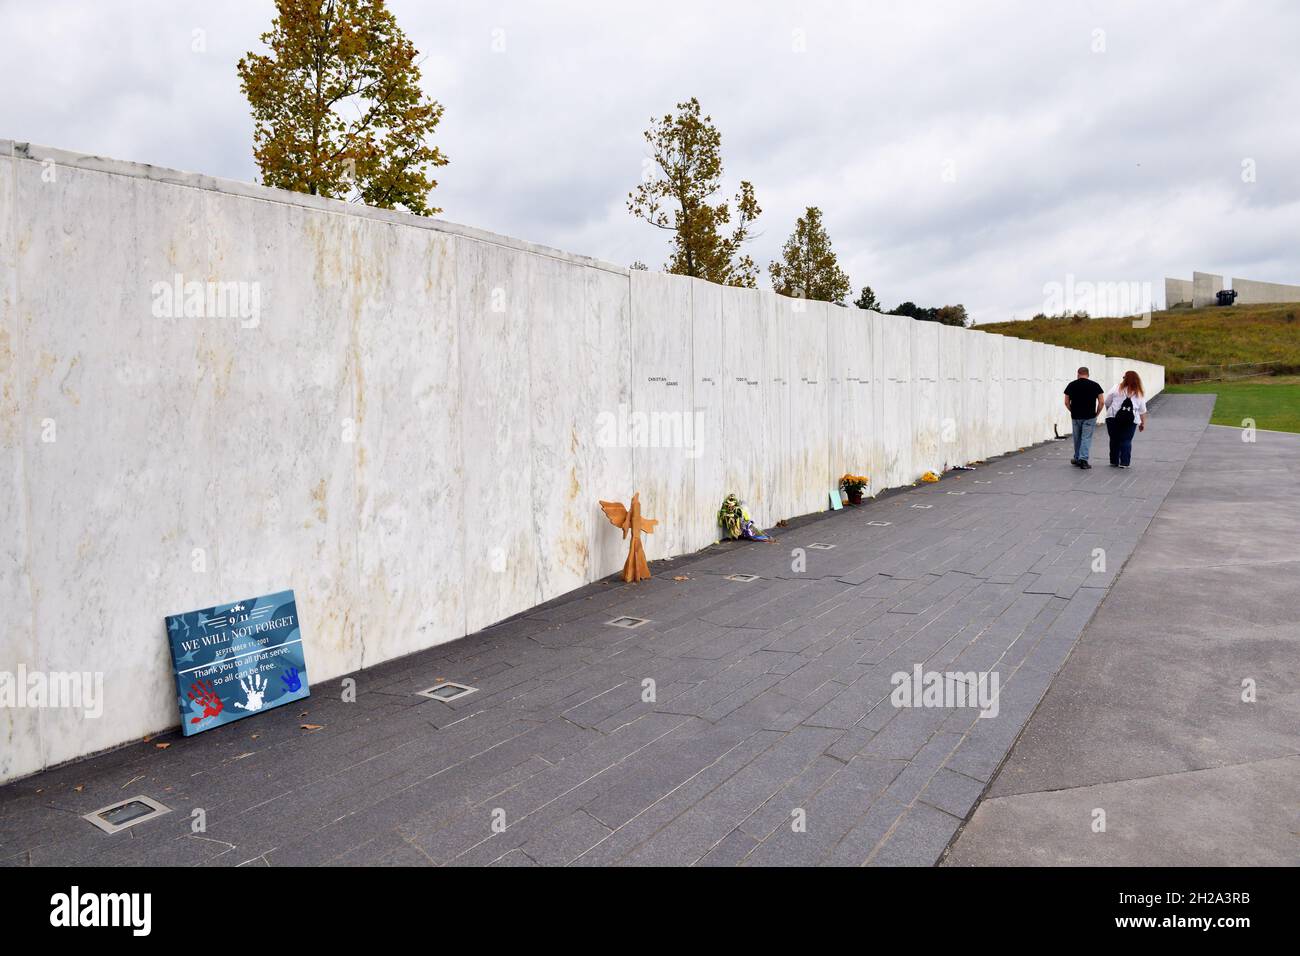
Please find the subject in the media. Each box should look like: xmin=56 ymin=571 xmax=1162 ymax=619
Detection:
xmin=188 ymin=680 xmax=224 ymax=724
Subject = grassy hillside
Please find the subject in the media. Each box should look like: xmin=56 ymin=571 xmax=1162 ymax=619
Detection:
xmin=980 ymin=303 xmax=1300 ymax=382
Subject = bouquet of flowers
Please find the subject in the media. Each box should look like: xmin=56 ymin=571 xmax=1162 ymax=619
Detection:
xmin=718 ymin=493 xmax=770 ymax=541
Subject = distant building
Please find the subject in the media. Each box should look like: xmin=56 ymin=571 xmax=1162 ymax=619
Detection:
xmin=1165 ymin=272 xmax=1300 ymax=308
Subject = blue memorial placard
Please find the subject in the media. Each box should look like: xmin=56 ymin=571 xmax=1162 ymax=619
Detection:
xmin=165 ymin=589 xmax=310 ymax=735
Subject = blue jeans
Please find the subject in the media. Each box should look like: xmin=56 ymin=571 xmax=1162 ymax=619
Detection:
xmin=1071 ymin=418 xmax=1096 ymax=461
xmin=1106 ymin=417 xmax=1137 ymax=466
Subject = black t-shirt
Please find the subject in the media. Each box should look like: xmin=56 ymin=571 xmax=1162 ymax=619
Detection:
xmin=1064 ymin=378 xmax=1104 ymax=419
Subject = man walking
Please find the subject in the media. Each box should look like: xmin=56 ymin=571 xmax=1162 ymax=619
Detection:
xmin=1063 ymin=366 xmax=1104 ymax=469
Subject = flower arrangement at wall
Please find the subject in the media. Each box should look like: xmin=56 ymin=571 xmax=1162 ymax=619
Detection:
xmin=839 ymin=473 xmax=870 ymax=505
xmin=920 ymin=471 xmax=941 ymax=483
xmin=718 ymin=493 xmax=770 ymax=541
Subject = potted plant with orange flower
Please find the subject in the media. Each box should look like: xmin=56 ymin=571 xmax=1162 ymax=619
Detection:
xmin=839 ymin=473 xmax=869 ymax=506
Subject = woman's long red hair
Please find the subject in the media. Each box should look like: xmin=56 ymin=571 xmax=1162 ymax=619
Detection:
xmin=1120 ymin=370 xmax=1144 ymax=396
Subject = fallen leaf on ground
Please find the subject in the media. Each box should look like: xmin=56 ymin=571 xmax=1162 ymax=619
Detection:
xmin=301 ymin=724 xmax=323 ymax=731
xmin=155 ymin=742 xmax=170 ymax=750
xmin=73 ymin=784 xmax=84 ymax=792
xmin=673 ymin=575 xmax=689 ymax=581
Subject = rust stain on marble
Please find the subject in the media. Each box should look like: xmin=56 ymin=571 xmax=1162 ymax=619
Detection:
xmin=310 ymin=478 xmax=328 ymax=523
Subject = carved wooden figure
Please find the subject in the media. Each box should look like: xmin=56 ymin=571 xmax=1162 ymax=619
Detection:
xmin=598 ymin=492 xmax=658 ymax=583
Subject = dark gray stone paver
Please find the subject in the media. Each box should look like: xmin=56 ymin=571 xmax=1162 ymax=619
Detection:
xmin=947 ymin=400 xmax=1300 ymax=866
xmin=0 ymin=396 xmax=1209 ymax=866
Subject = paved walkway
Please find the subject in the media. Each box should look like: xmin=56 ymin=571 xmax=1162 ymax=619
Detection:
xmin=947 ymin=405 xmax=1300 ymax=866
xmin=1 ymin=398 xmax=1206 ymax=867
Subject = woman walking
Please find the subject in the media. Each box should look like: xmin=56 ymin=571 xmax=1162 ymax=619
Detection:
xmin=1104 ymin=370 xmax=1149 ymax=468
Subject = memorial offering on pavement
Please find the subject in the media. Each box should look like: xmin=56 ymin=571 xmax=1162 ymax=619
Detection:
xmin=599 ymin=492 xmax=658 ymax=582
xmin=718 ymin=493 xmax=771 ymax=541
xmin=839 ymin=473 xmax=870 ymax=505
xmin=164 ymin=589 xmax=310 ymax=735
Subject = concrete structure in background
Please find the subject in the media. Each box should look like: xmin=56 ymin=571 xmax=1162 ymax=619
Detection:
xmin=1192 ymin=270 xmax=1224 ymax=308
xmin=1164 ymin=277 xmax=1193 ymax=308
xmin=1230 ymin=276 xmax=1300 ymax=306
xmin=0 ymin=140 xmax=1164 ymax=783
xmin=1167 ymin=271 xmax=1300 ymax=308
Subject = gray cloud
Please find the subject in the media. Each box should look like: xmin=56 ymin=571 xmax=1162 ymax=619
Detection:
xmin=3 ymin=0 xmax=1297 ymax=322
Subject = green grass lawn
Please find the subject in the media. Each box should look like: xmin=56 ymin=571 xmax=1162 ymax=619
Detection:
xmin=1163 ymin=377 xmax=1300 ymax=433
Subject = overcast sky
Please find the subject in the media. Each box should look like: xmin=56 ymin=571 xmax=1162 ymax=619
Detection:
xmin=3 ymin=0 xmax=1298 ymax=323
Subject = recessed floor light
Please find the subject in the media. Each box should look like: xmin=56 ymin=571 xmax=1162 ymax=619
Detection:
xmin=84 ymin=796 xmax=171 ymax=835
xmin=911 ymin=504 xmax=932 ymax=509
xmin=606 ymin=616 xmax=649 ymax=629
xmin=867 ymin=520 xmax=892 ymax=526
xmin=945 ymin=491 xmax=966 ymax=495
xmin=418 ymin=681 xmax=478 ymax=702
xmin=808 ymin=543 xmax=836 ymax=550
xmin=725 ymin=573 xmax=759 ymax=582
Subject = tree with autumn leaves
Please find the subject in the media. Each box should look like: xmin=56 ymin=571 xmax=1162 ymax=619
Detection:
xmin=768 ymin=206 xmax=852 ymax=305
xmin=237 ymin=0 xmax=448 ymax=215
xmin=628 ymin=98 xmax=762 ymax=288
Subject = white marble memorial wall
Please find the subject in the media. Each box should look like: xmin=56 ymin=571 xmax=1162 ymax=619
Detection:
xmin=0 ymin=141 xmax=1165 ymax=781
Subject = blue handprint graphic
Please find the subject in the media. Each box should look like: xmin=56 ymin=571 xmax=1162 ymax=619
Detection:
xmin=281 ymin=666 xmax=302 ymax=693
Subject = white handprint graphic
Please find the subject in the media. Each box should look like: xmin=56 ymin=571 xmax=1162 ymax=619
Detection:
xmin=233 ymin=672 xmax=267 ymax=712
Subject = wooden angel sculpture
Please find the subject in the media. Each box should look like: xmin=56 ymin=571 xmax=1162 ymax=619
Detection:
xmin=599 ymin=492 xmax=658 ymax=583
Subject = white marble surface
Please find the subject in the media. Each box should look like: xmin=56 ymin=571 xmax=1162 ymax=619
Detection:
xmin=759 ymin=292 xmax=791 ymax=525
xmin=689 ymin=278 xmax=724 ymax=552
xmin=826 ymin=305 xmax=854 ymax=495
xmin=457 ymin=238 xmax=538 ymax=633
xmin=630 ymin=270 xmax=694 ymax=560
xmin=712 ymin=283 xmax=759 ymax=535
xmin=0 ymin=153 xmax=41 ymax=782
xmin=354 ymin=223 xmax=464 ymax=667
xmin=961 ymin=330 xmax=987 ymax=464
xmin=912 ymin=320 xmax=941 ymax=474
xmin=1053 ymin=346 xmax=1070 ymax=434
xmin=788 ymin=298 xmax=830 ymax=517
xmin=986 ymin=333 xmax=1008 ymax=462
xmin=582 ymin=268 xmax=635 ymax=579
xmin=937 ymin=324 xmax=965 ymax=470
xmin=0 ymin=140 xmax=1165 ymax=782
xmin=1106 ymin=357 xmax=1124 ymax=394
xmin=1014 ymin=338 xmax=1034 ymax=449
xmin=526 ymin=254 xmax=595 ymax=603
xmin=878 ymin=312 xmax=915 ymax=488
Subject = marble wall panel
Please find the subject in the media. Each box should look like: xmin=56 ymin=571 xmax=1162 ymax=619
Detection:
xmin=457 ymin=238 xmax=538 ymax=633
xmin=911 ymin=320 xmax=941 ymax=473
xmin=629 ymin=269 xmax=694 ymax=560
xmin=718 ymin=286 xmax=767 ymax=527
